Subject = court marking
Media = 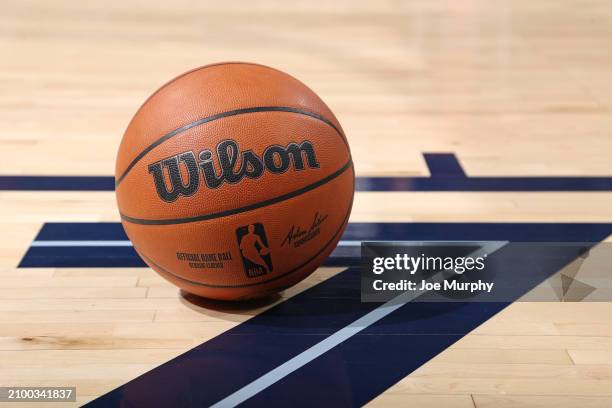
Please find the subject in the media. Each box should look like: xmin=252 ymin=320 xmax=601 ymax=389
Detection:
xmin=19 ymin=223 xmax=362 ymax=268
xmin=210 ymin=243 xmax=501 ymax=408
xmin=82 ymin=222 xmax=612 ymax=407
xmin=30 ymin=240 xmax=133 ymax=247
xmin=19 ymin=222 xmax=612 ymax=269
xmin=3 ymin=153 xmax=612 ymax=191
xmin=29 ymin=240 xmax=363 ymax=247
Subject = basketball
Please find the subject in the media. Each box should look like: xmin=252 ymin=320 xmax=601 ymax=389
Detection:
xmin=115 ymin=62 xmax=354 ymax=300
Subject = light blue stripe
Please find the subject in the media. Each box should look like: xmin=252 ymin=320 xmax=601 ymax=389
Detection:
xmin=31 ymin=240 xmax=133 ymax=247
xmin=210 ymin=242 xmax=505 ymax=407
xmin=31 ymin=240 xmax=365 ymax=247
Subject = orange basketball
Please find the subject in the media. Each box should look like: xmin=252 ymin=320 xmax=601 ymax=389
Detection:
xmin=115 ymin=63 xmax=354 ymax=300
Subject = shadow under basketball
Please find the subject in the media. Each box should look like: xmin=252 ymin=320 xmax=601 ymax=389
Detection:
xmin=179 ymin=289 xmax=282 ymax=318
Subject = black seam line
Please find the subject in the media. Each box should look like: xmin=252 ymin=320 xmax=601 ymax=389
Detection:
xmin=121 ymin=159 xmax=353 ymax=225
xmin=136 ymin=172 xmax=354 ymax=289
xmin=115 ymin=106 xmax=347 ymax=186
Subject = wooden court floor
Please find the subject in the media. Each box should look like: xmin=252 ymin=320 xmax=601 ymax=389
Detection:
xmin=2 ymin=0 xmax=612 ymax=406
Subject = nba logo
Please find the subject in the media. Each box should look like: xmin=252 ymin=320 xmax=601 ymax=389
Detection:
xmin=235 ymin=223 xmax=273 ymax=278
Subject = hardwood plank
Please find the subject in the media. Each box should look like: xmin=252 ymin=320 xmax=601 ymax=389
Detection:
xmin=473 ymin=395 xmax=612 ymax=408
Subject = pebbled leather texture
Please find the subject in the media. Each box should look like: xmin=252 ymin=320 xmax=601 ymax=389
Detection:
xmin=115 ymin=62 xmax=354 ymax=300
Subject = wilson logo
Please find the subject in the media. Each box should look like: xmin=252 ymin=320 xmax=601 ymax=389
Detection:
xmin=148 ymin=139 xmax=319 ymax=202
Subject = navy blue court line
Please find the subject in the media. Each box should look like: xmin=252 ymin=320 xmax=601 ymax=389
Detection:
xmin=241 ymin=241 xmax=591 ymax=407
xmin=424 ymin=153 xmax=466 ymax=177
xmin=19 ymin=222 xmax=612 ymax=268
xmin=83 ymin=222 xmax=612 ymax=407
xmin=355 ymin=176 xmax=612 ymax=191
xmin=4 ymin=153 xmax=612 ymax=191
xmin=0 ymin=176 xmax=115 ymax=191
xmin=28 ymin=221 xmax=612 ymax=242
xmin=19 ymin=245 xmax=356 ymax=269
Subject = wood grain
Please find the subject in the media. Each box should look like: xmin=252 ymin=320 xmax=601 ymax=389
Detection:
xmin=1 ymin=0 xmax=611 ymax=406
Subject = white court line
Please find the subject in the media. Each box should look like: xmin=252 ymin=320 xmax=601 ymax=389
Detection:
xmin=31 ymin=240 xmax=134 ymax=247
xmin=30 ymin=240 xmax=492 ymax=248
xmin=209 ymin=241 xmax=506 ymax=408
xmin=30 ymin=240 xmax=364 ymax=247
